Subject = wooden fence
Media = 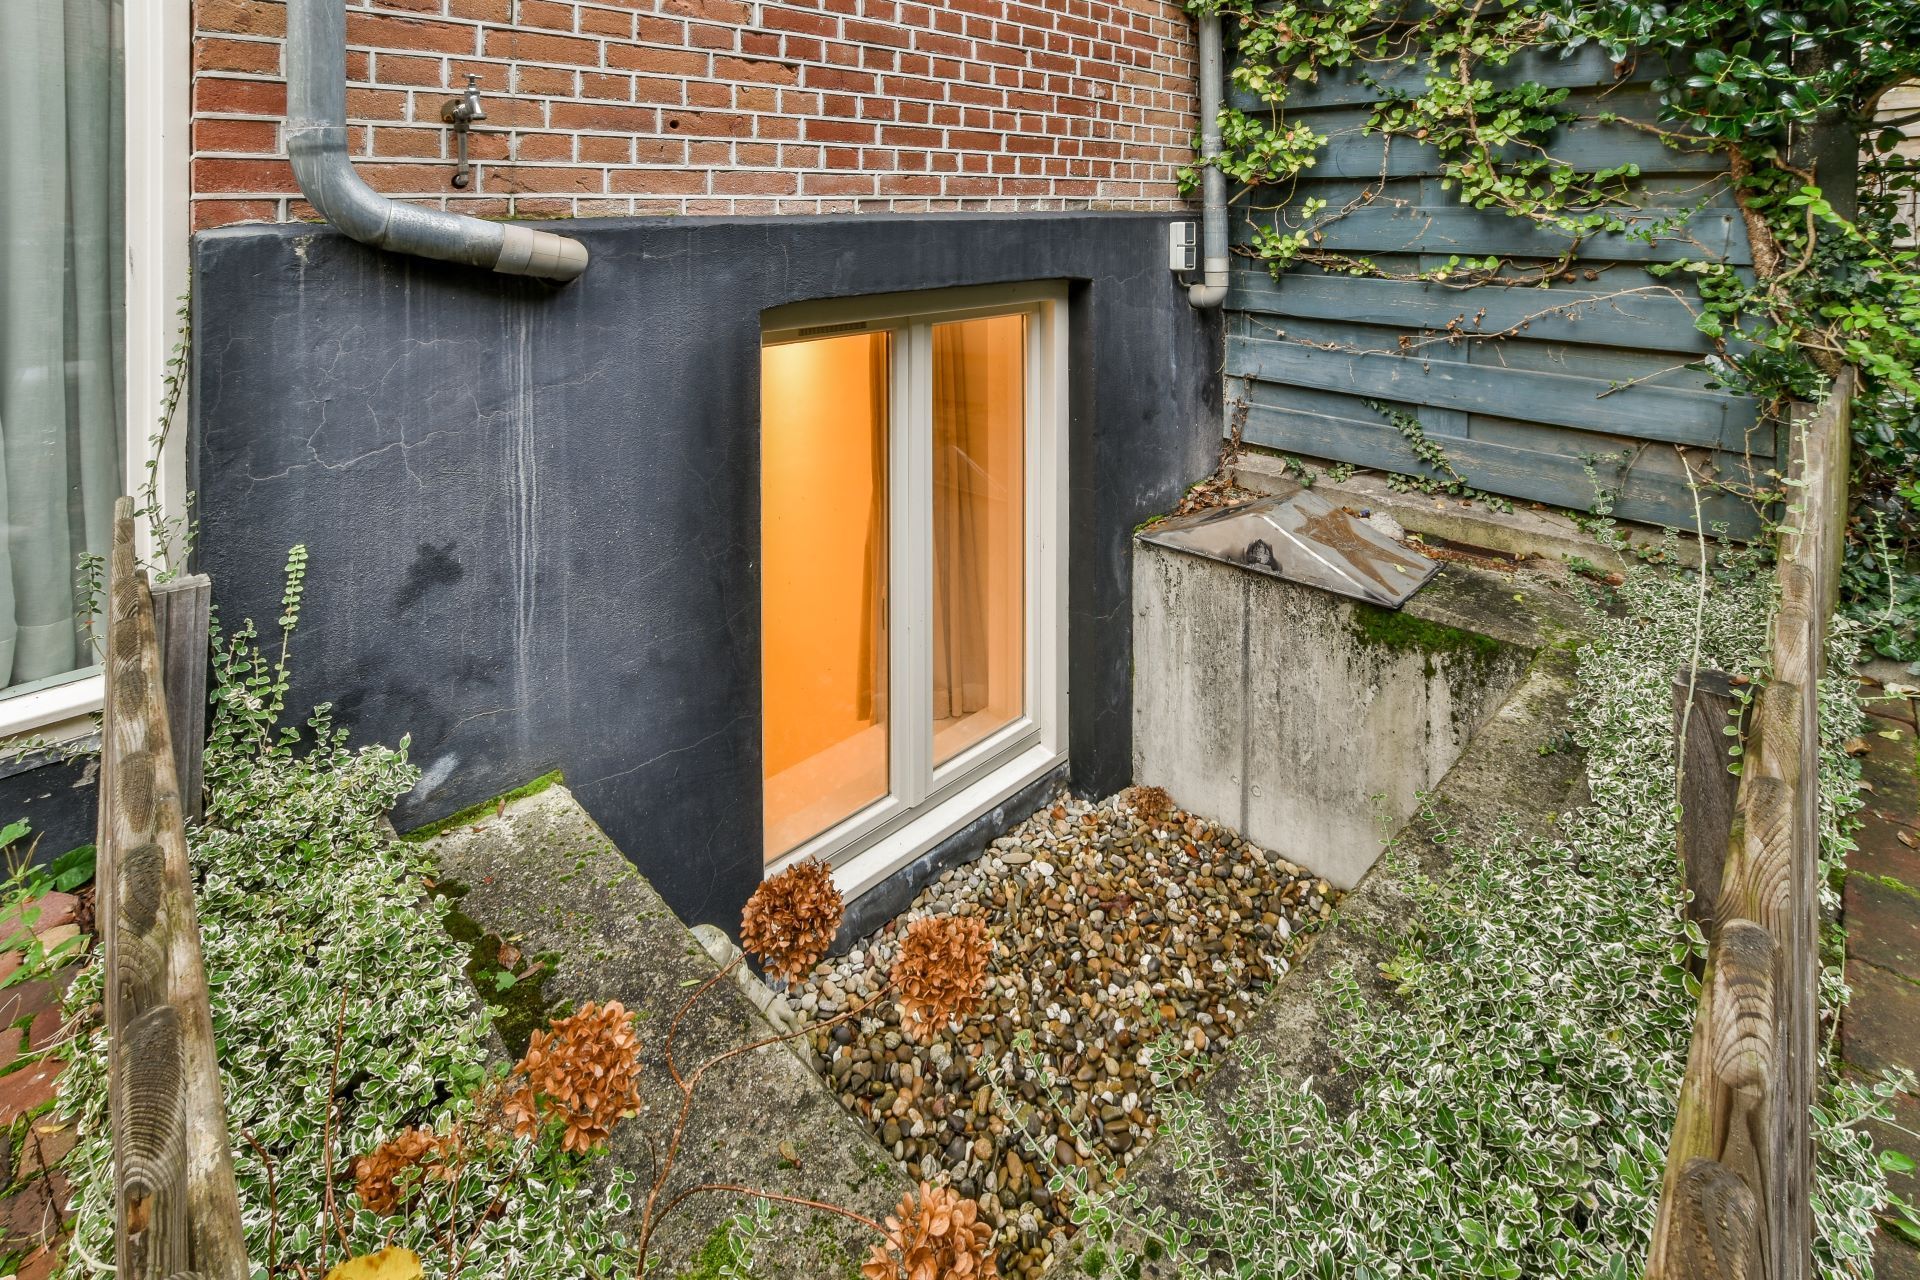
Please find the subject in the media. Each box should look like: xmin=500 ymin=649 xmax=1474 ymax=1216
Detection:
xmin=97 ymin=497 xmax=249 ymax=1280
xmin=1648 ymin=371 xmax=1854 ymax=1280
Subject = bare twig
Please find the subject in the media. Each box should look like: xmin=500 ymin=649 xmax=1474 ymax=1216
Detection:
xmin=322 ymin=986 xmax=352 ymax=1268
xmin=663 ymin=952 xmax=741 ymax=1088
xmin=654 ymin=1183 xmax=886 ymax=1238
xmin=243 ymin=1129 xmax=283 ymax=1280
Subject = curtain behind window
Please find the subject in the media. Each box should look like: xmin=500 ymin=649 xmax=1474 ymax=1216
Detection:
xmin=0 ymin=0 xmax=125 ymax=693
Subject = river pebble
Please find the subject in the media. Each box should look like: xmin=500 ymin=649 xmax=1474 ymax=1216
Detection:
xmin=784 ymin=787 xmax=1334 ymax=1278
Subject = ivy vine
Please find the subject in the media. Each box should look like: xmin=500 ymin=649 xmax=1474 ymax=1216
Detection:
xmin=1187 ymin=0 xmax=1920 ymax=656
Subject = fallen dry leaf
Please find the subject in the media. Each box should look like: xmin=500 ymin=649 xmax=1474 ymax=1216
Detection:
xmin=1844 ymin=737 xmax=1872 ymax=757
xmin=326 ymin=1249 xmax=423 ymax=1280
xmin=1896 ymin=829 xmax=1916 ymax=850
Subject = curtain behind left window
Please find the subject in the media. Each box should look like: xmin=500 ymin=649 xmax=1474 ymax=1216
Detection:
xmin=0 ymin=0 xmax=125 ymax=696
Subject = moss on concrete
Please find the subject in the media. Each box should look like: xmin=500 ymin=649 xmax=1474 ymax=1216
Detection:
xmin=1347 ymin=600 xmax=1506 ymax=665
xmin=432 ymin=879 xmax=565 ymax=1054
xmin=678 ymin=1223 xmax=742 ymax=1280
xmin=400 ymin=770 xmax=565 ymax=844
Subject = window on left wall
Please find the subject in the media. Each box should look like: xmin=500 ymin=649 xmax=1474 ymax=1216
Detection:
xmin=0 ymin=0 xmax=126 ymax=713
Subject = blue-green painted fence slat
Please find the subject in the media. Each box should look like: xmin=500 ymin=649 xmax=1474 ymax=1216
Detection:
xmin=1229 ymin=333 xmax=1760 ymax=451
xmin=1234 ymin=204 xmax=1749 ymax=264
xmin=1227 ymin=274 xmax=1718 ymax=354
xmin=1249 ymin=112 xmax=1718 ymax=181
xmin=1237 ymin=401 xmax=1763 ymax=537
xmin=1247 ymin=312 xmax=1734 ymax=391
xmin=1221 ymin=40 xmax=1758 ymax=533
xmin=1230 ymin=43 xmax=1656 ymax=111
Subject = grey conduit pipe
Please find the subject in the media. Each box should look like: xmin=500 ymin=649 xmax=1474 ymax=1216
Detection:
xmin=1188 ymin=10 xmax=1228 ymax=310
xmin=285 ymin=0 xmax=589 ymax=281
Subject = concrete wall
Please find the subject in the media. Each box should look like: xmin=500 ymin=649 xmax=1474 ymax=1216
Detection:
xmin=191 ymin=211 xmax=1220 ymax=931
xmin=0 ymin=753 xmax=98 ymax=865
xmin=1132 ymin=543 xmax=1535 ymax=888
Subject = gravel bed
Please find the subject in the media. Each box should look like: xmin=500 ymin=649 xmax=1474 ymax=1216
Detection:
xmin=781 ymin=787 xmax=1335 ymax=1278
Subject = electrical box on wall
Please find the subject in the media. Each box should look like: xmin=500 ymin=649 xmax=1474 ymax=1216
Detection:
xmin=1168 ymin=221 xmax=1198 ymax=273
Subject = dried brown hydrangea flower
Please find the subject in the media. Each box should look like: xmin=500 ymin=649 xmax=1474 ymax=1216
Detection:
xmin=1124 ymin=784 xmax=1173 ymax=820
xmin=740 ymin=858 xmax=845 ymax=984
xmin=505 ymin=1000 xmax=643 ymax=1154
xmin=861 ymin=1182 xmax=998 ymax=1280
xmin=891 ymin=916 xmax=991 ymax=1042
xmin=353 ymin=1126 xmax=449 ymax=1216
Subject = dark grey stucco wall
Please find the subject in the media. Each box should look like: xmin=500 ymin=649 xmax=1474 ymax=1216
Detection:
xmin=191 ymin=212 xmax=1219 ymax=931
xmin=0 ymin=751 xmax=98 ymax=864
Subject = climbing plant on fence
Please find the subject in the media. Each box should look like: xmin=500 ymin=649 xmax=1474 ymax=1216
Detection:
xmin=1195 ymin=0 xmax=1920 ymax=654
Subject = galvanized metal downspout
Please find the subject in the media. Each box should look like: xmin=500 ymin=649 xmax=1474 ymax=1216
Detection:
xmin=1188 ymin=11 xmax=1228 ymax=310
xmin=284 ymin=0 xmax=589 ymax=281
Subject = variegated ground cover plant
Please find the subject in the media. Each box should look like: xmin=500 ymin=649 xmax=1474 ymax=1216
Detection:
xmin=55 ymin=553 xmax=637 ymax=1280
xmin=51 ymin=547 xmax=1004 ymax=1280
xmin=1058 ymin=551 xmax=1911 ymax=1280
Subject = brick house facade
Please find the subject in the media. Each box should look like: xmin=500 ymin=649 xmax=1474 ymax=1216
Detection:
xmin=191 ymin=0 xmax=1200 ymax=228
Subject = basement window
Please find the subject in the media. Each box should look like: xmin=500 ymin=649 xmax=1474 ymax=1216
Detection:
xmin=760 ymin=284 xmax=1068 ymax=899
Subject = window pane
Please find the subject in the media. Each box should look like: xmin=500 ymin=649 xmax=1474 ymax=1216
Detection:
xmin=931 ymin=314 xmax=1024 ymax=766
xmin=0 ymin=0 xmax=126 ymax=696
xmin=761 ymin=331 xmax=891 ymax=862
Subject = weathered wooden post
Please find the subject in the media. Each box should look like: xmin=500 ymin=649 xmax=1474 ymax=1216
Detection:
xmin=151 ymin=574 xmax=211 ymax=822
xmin=99 ymin=499 xmax=249 ymax=1280
xmin=1647 ymin=375 xmax=1853 ymax=1280
xmin=1673 ymin=668 xmax=1747 ymax=941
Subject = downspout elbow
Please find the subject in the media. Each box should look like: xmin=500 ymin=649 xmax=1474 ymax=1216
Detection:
xmin=1186 ymin=264 xmax=1228 ymax=310
xmin=284 ymin=0 xmax=588 ymax=282
xmin=1187 ymin=7 xmax=1227 ymax=311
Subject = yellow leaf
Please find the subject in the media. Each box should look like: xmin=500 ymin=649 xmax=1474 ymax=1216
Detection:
xmin=326 ymin=1249 xmax=424 ymax=1280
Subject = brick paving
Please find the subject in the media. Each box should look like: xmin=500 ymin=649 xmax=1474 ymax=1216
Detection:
xmin=1845 ymin=683 xmax=1920 ymax=1280
xmin=0 ymin=888 xmax=88 ymax=1280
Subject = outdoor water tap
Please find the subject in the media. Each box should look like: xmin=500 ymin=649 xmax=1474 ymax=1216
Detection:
xmin=440 ymin=74 xmax=487 ymax=189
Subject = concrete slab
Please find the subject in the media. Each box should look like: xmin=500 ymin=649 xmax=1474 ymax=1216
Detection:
xmin=1846 ymin=876 xmax=1920 ymax=982
xmin=420 ymin=785 xmax=910 ymax=1279
xmin=1841 ymin=960 xmax=1920 ymax=1081
xmin=1875 ymin=1235 xmax=1920 ymax=1280
xmin=1854 ymin=809 xmax=1920 ymax=888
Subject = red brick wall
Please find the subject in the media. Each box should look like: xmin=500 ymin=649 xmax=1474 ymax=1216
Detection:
xmin=191 ymin=0 xmax=1199 ymax=229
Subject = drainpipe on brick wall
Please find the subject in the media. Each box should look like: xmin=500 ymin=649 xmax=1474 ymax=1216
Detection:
xmin=284 ymin=0 xmax=589 ymax=282
xmin=1187 ymin=10 xmax=1228 ymax=310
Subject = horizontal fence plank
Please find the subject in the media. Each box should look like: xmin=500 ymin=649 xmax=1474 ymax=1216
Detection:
xmin=1228 ymin=273 xmax=1719 ymax=355
xmin=1229 ymin=333 xmax=1760 ymax=450
xmin=1242 ymin=311 xmax=1736 ymax=393
xmin=1232 ymin=43 xmax=1664 ymax=110
xmin=1247 ymin=109 xmax=1722 ymax=181
xmin=1234 ymin=397 xmax=1764 ymax=535
xmin=1234 ymin=204 xmax=1751 ymax=265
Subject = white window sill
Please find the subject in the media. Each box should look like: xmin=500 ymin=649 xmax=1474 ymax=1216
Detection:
xmin=828 ymin=742 xmax=1065 ymax=904
xmin=0 ymin=673 xmax=104 ymax=746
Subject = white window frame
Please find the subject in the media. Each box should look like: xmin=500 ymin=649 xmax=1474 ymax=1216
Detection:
xmin=0 ymin=0 xmax=191 ymax=747
xmin=762 ymin=282 xmax=1070 ymax=903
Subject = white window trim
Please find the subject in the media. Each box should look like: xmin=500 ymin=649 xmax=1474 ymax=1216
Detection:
xmin=762 ymin=282 xmax=1071 ymax=902
xmin=0 ymin=0 xmax=191 ymax=747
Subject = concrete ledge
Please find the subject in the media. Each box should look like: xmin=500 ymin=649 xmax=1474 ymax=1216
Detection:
xmin=421 ymin=785 xmax=910 ymax=1279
